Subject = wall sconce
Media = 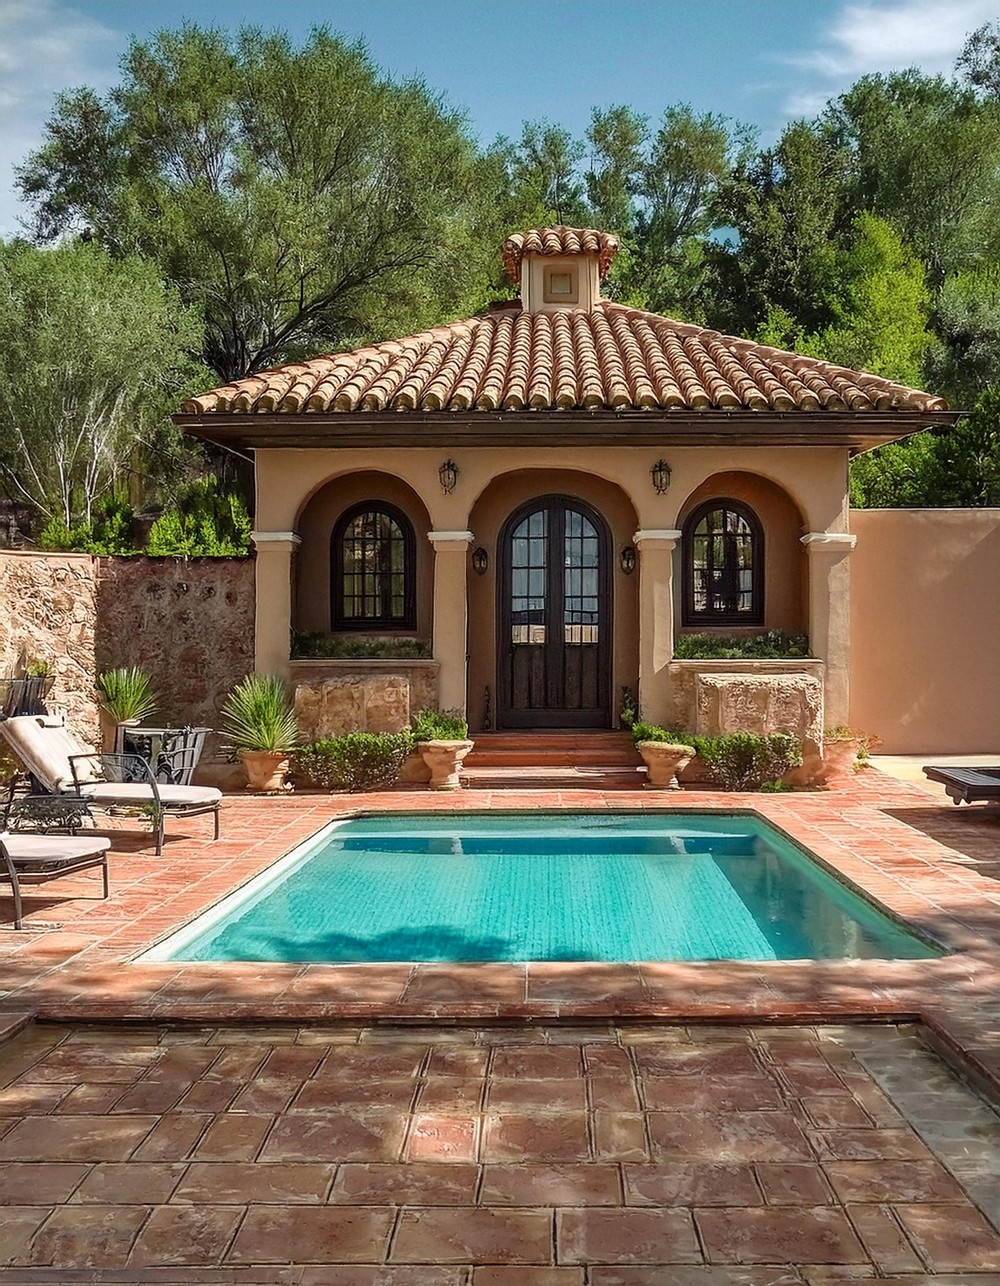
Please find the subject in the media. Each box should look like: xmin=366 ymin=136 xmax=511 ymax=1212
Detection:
xmin=472 ymin=546 xmax=489 ymax=575
xmin=619 ymin=545 xmax=636 ymax=575
xmin=650 ymin=459 xmax=671 ymax=494
xmin=439 ymin=459 xmax=459 ymax=494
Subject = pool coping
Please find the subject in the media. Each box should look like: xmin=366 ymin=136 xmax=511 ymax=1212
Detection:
xmin=2 ymin=775 xmax=999 ymax=1103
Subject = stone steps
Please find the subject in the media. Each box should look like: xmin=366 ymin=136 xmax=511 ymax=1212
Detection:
xmin=461 ymin=731 xmax=645 ymax=790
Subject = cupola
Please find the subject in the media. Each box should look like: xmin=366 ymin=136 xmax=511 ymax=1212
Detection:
xmin=501 ymin=226 xmax=620 ymax=313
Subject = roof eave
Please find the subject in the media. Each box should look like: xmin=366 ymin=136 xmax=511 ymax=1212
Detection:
xmin=172 ymin=408 xmax=962 ymax=454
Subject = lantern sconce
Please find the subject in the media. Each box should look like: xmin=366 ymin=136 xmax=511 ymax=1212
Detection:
xmin=472 ymin=546 xmax=489 ymax=576
xmin=650 ymin=459 xmax=671 ymax=494
xmin=439 ymin=459 xmax=459 ymax=494
xmin=619 ymin=545 xmax=636 ymax=575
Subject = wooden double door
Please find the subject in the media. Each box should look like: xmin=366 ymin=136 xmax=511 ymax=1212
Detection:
xmin=497 ymin=495 xmax=611 ymax=729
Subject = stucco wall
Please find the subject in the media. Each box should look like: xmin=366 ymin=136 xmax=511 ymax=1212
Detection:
xmin=95 ymin=557 xmax=255 ymax=746
xmin=0 ymin=551 xmax=99 ymax=746
xmin=850 ymin=509 xmax=1000 ymax=753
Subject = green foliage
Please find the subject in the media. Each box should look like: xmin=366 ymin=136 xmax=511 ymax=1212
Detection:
xmin=0 ymin=240 xmax=206 ymax=527
xmin=146 ymin=478 xmax=251 ymax=556
xmin=690 ymin=732 xmax=802 ymax=791
xmin=19 ymin=26 xmax=487 ymax=383
xmin=630 ymin=721 xmax=692 ymax=747
xmin=221 ymin=674 xmax=299 ymax=753
xmin=672 ymin=631 xmax=810 ymax=660
xmin=97 ymin=667 xmax=157 ymax=723
xmin=23 ymin=658 xmax=51 ymax=677
xmin=37 ymin=499 xmax=137 ymax=554
xmin=291 ymin=633 xmax=431 ymax=660
xmin=619 ymin=688 xmax=638 ymax=730
xmin=410 ymin=709 xmax=469 ymax=741
xmin=294 ymin=732 xmax=413 ymax=792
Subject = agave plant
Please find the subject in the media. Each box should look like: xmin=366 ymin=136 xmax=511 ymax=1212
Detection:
xmin=97 ymin=667 xmax=157 ymax=723
xmin=221 ymin=674 xmax=299 ymax=753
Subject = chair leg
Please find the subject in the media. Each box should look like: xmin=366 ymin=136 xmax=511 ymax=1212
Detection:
xmin=155 ymin=811 xmax=165 ymax=856
xmin=213 ymin=805 xmax=221 ymax=841
xmin=11 ymin=875 xmax=22 ymax=930
xmin=101 ymin=859 xmax=109 ymax=899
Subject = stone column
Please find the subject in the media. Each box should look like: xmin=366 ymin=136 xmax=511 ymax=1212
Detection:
xmin=252 ymin=531 xmax=300 ymax=677
xmin=428 ymin=530 xmax=474 ymax=714
xmin=633 ymin=529 xmax=682 ymax=726
xmin=801 ymin=532 xmax=857 ymax=727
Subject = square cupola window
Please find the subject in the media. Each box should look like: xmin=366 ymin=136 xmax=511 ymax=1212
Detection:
xmin=543 ymin=265 xmax=579 ymax=303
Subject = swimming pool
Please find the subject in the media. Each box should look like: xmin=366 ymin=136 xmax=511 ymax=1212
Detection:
xmin=144 ymin=811 xmax=940 ymax=964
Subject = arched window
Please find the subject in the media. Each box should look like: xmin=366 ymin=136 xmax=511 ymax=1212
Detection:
xmin=683 ymin=499 xmax=764 ymax=626
xmin=332 ymin=502 xmax=416 ymax=629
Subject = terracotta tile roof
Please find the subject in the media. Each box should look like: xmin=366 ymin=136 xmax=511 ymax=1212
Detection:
xmin=502 ymin=227 xmax=620 ymax=283
xmin=181 ymin=302 xmax=949 ymax=417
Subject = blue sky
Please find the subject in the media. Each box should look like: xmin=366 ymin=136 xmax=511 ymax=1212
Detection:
xmin=0 ymin=0 xmax=995 ymax=234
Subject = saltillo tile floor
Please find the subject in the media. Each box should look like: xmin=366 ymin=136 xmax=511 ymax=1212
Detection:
xmin=0 ymin=771 xmax=999 ymax=1273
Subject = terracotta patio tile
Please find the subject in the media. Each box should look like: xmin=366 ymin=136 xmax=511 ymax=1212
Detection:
xmin=827 ymin=1159 xmax=968 ymax=1204
xmin=473 ymin=1271 xmax=583 ymax=1284
xmin=582 ymin=1044 xmax=633 ymax=1074
xmin=801 ymin=1095 xmax=874 ymax=1129
xmin=406 ymin=1113 xmax=478 ymax=1162
xmin=173 ymin=1160 xmax=335 ymax=1203
xmin=108 ymin=1078 xmax=190 ymax=1115
xmin=194 ymin=1112 xmax=273 ymax=1161
xmin=128 ymin=1204 xmax=242 ymax=1266
xmin=427 ymin=1045 xmax=490 ymax=1077
xmin=755 ymin=1163 xmax=834 ymax=1205
xmin=482 ymin=1113 xmax=590 ymax=1163
xmin=623 ymin=1163 xmax=761 ymax=1208
xmin=298 ymin=1269 xmax=463 ymax=1285
xmin=406 ymin=965 xmax=527 ymax=1004
xmin=72 ymin=1161 xmax=186 ymax=1204
xmin=318 ymin=1047 xmax=429 ymax=1079
xmin=556 ymin=1207 xmax=701 ymax=1264
xmin=131 ymin=1111 xmax=210 ymax=1161
xmin=0 ymin=1082 xmax=72 ymax=1114
xmin=487 ymin=1079 xmax=587 ymax=1111
xmin=0 ymin=1114 xmax=157 ymax=1162
xmin=633 ymin=1046 xmax=761 ymax=1078
xmin=807 ymin=1128 xmax=929 ymax=1161
xmin=491 ymin=1046 xmax=583 ymax=1079
xmin=25 ymin=1203 xmax=148 ymax=1267
xmin=891 ymin=1203 xmax=1000 ymax=1270
xmin=0 ymin=1207 xmax=50 ymax=1267
xmin=694 ymin=1206 xmax=867 ymax=1264
xmin=176 ymin=1078 xmax=241 ymax=1112
xmin=587 ymin=1075 xmax=641 ymax=1111
xmin=845 ymin=1203 xmax=924 ymax=1274
xmin=587 ymin=1271 xmax=806 ymax=1285
xmin=640 ymin=1076 xmax=782 ymax=1111
xmin=229 ymin=1203 xmax=395 ymax=1263
xmin=330 ymin=1162 xmax=478 ymax=1205
xmin=261 ymin=1110 xmax=408 ymax=1163
xmin=480 ymin=1163 xmax=620 ymax=1206
xmin=648 ymin=1111 xmax=812 ymax=1162
xmin=0 ymin=1161 xmax=88 ymax=1204
xmin=593 ymin=1111 xmax=648 ymax=1161
xmin=294 ymin=1077 xmax=418 ymax=1111
xmin=417 ymin=1077 xmax=485 ymax=1111
xmin=391 ymin=1207 xmax=553 ymax=1264
xmin=52 ymin=1082 xmax=127 ymax=1113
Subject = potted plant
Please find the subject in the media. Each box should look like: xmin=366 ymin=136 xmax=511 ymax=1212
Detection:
xmin=97 ymin=667 xmax=157 ymax=752
xmin=222 ymin=674 xmax=300 ymax=792
xmin=820 ymin=726 xmax=872 ymax=783
xmin=411 ymin=708 xmax=474 ymax=790
xmin=630 ymin=721 xmax=697 ymax=790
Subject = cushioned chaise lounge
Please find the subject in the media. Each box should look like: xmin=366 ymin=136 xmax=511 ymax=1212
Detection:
xmin=0 ymin=715 xmax=222 ymax=854
xmin=922 ymin=765 xmax=1000 ymax=806
xmin=0 ymin=831 xmax=111 ymax=929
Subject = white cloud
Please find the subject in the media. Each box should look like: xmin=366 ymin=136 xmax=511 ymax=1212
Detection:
xmin=0 ymin=0 xmax=120 ymax=237
xmin=780 ymin=0 xmax=997 ymax=119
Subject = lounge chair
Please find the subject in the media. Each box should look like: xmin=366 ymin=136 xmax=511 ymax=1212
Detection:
xmin=0 ymin=715 xmax=222 ymax=855
xmin=922 ymin=765 xmax=1000 ymax=806
xmin=1 ymin=831 xmax=111 ymax=929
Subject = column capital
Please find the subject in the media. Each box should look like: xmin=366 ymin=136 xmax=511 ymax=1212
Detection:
xmin=800 ymin=532 xmax=857 ymax=552
xmin=633 ymin=528 xmax=682 ymax=550
xmin=252 ymin=530 xmax=301 ymax=551
xmin=427 ymin=530 xmax=474 ymax=551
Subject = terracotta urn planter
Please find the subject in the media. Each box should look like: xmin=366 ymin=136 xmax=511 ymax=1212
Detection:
xmin=100 ymin=713 xmax=139 ymax=755
xmin=818 ymin=738 xmax=863 ymax=785
xmin=418 ymin=739 xmax=475 ymax=790
xmin=241 ymin=750 xmax=291 ymax=792
xmin=637 ymin=741 xmax=695 ymax=790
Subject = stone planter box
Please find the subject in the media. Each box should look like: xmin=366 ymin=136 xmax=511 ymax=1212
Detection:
xmin=290 ymin=659 xmax=440 ymax=741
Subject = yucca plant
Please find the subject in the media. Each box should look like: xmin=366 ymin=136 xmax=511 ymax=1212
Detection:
xmin=221 ymin=674 xmax=299 ymax=753
xmin=97 ymin=667 xmax=157 ymax=723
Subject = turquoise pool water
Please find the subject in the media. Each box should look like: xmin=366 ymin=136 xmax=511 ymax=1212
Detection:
xmin=146 ymin=812 xmax=939 ymax=964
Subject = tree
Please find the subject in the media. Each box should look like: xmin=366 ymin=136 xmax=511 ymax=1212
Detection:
xmin=957 ymin=21 xmax=1000 ymax=100
xmin=927 ymin=264 xmax=1000 ymax=408
xmin=0 ymin=240 xmax=205 ymax=527
xmin=18 ymin=26 xmax=484 ymax=383
xmin=512 ymin=121 xmax=587 ymax=226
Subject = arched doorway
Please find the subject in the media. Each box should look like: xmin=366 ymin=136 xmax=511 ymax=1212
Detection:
xmin=497 ymin=494 xmax=611 ymax=728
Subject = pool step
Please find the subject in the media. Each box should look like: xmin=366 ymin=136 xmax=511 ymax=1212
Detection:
xmin=462 ymin=732 xmax=646 ymax=790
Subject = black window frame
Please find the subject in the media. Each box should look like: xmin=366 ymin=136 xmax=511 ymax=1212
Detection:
xmin=331 ymin=501 xmax=416 ymax=631
xmin=682 ymin=498 xmax=764 ymax=627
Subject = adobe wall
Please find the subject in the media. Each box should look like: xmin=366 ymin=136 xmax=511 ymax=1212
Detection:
xmin=0 ymin=551 xmax=100 ymax=746
xmin=850 ymin=509 xmax=1000 ymax=753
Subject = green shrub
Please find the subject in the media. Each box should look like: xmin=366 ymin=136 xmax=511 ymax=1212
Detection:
xmin=294 ymin=732 xmax=413 ymax=792
xmin=146 ymin=478 xmax=251 ymax=556
xmin=291 ymin=632 xmax=431 ymax=659
xmin=691 ymin=731 xmax=802 ymax=791
xmin=411 ymin=708 xmax=468 ymax=740
xmin=630 ymin=721 xmax=693 ymax=746
xmin=619 ymin=688 xmax=638 ymax=729
xmin=38 ymin=499 xmax=136 ymax=555
xmin=672 ymin=630 xmax=810 ymax=660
